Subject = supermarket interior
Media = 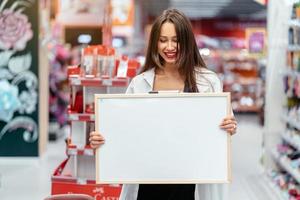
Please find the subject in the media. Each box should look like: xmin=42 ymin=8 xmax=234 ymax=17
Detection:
xmin=2 ymin=0 xmax=300 ymax=199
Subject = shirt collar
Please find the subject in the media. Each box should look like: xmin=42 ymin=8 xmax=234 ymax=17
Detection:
xmin=141 ymin=68 xmax=155 ymax=88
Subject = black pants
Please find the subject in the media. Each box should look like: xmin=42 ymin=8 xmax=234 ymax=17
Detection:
xmin=137 ymin=184 xmax=195 ymax=200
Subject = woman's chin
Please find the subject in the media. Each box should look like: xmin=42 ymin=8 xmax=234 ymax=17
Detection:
xmin=164 ymin=59 xmax=176 ymax=65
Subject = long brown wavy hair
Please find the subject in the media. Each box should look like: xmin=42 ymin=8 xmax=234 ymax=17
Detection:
xmin=141 ymin=9 xmax=207 ymax=92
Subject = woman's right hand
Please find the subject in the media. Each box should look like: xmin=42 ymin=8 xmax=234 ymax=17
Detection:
xmin=89 ymin=131 xmax=105 ymax=149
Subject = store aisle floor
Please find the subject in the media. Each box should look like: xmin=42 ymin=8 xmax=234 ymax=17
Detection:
xmin=0 ymin=114 xmax=280 ymax=200
xmin=228 ymin=114 xmax=280 ymax=200
xmin=0 ymin=138 xmax=67 ymax=200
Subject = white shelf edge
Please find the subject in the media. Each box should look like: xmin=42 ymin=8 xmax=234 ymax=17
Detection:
xmin=68 ymin=113 xmax=95 ymax=121
xmin=282 ymin=68 xmax=300 ymax=77
xmin=263 ymin=174 xmax=288 ymax=200
xmin=271 ymin=149 xmax=300 ymax=184
xmin=270 ymin=149 xmax=280 ymax=160
xmin=288 ymin=19 xmax=300 ymax=28
xmin=288 ymin=45 xmax=300 ymax=52
xmin=69 ymin=77 xmax=128 ymax=86
xmin=281 ymin=114 xmax=300 ymax=130
xmin=67 ymin=147 xmax=94 ymax=156
xmin=281 ymin=132 xmax=300 ymax=151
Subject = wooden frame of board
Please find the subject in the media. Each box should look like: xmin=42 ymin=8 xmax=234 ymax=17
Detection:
xmin=95 ymin=93 xmax=231 ymax=184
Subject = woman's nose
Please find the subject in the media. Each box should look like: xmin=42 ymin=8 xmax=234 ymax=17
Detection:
xmin=167 ymin=41 xmax=175 ymax=49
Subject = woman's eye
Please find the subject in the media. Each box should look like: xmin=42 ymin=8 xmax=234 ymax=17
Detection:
xmin=159 ymin=39 xmax=167 ymax=43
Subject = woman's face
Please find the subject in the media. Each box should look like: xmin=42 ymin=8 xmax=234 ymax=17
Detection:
xmin=158 ymin=22 xmax=178 ymax=66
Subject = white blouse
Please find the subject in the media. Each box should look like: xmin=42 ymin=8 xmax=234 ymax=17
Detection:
xmin=120 ymin=67 xmax=228 ymax=200
xmin=126 ymin=68 xmax=223 ymax=94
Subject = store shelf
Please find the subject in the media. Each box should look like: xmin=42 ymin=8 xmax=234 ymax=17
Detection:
xmin=69 ymin=76 xmax=128 ymax=87
xmin=281 ymin=132 xmax=300 ymax=151
xmin=224 ymin=77 xmax=258 ymax=86
xmin=68 ymin=113 xmax=95 ymax=121
xmin=263 ymin=175 xmax=288 ymax=200
xmin=270 ymin=5 xmax=300 ymax=200
xmin=271 ymin=149 xmax=280 ymax=160
xmin=281 ymin=114 xmax=300 ymax=130
xmin=67 ymin=146 xmax=94 ymax=156
xmin=52 ymin=178 xmax=122 ymax=197
xmin=52 ymin=159 xmax=122 ymax=197
xmin=288 ymin=45 xmax=300 ymax=52
xmin=282 ymin=68 xmax=300 ymax=78
xmin=237 ymin=77 xmax=259 ymax=85
xmin=233 ymin=104 xmax=261 ymax=112
xmin=288 ymin=19 xmax=300 ymax=28
xmin=271 ymin=149 xmax=300 ymax=184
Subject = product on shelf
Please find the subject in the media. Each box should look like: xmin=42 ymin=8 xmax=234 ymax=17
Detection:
xmin=117 ymin=55 xmax=129 ymax=78
xmin=96 ymin=45 xmax=107 ymax=77
xmin=103 ymin=47 xmax=116 ymax=78
xmin=267 ymin=169 xmax=300 ymax=199
xmin=81 ymin=45 xmax=117 ymax=79
xmin=82 ymin=46 xmax=95 ymax=77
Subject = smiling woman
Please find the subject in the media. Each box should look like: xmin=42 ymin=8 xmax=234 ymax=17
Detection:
xmin=158 ymin=22 xmax=178 ymax=64
xmin=154 ymin=21 xmax=185 ymax=91
xmin=141 ymin=9 xmax=208 ymax=93
xmin=89 ymin=8 xmax=237 ymax=200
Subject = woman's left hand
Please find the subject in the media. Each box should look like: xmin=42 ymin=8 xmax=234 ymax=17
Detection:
xmin=219 ymin=115 xmax=237 ymax=135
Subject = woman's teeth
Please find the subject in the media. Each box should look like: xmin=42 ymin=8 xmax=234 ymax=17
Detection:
xmin=165 ymin=52 xmax=176 ymax=58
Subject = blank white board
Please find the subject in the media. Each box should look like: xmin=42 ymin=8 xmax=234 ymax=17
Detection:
xmin=95 ymin=93 xmax=231 ymax=184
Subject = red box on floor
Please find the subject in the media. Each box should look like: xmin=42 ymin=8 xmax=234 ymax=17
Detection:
xmin=51 ymin=159 xmax=122 ymax=199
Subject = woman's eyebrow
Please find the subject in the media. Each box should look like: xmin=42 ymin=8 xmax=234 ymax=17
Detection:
xmin=159 ymin=36 xmax=177 ymax=38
